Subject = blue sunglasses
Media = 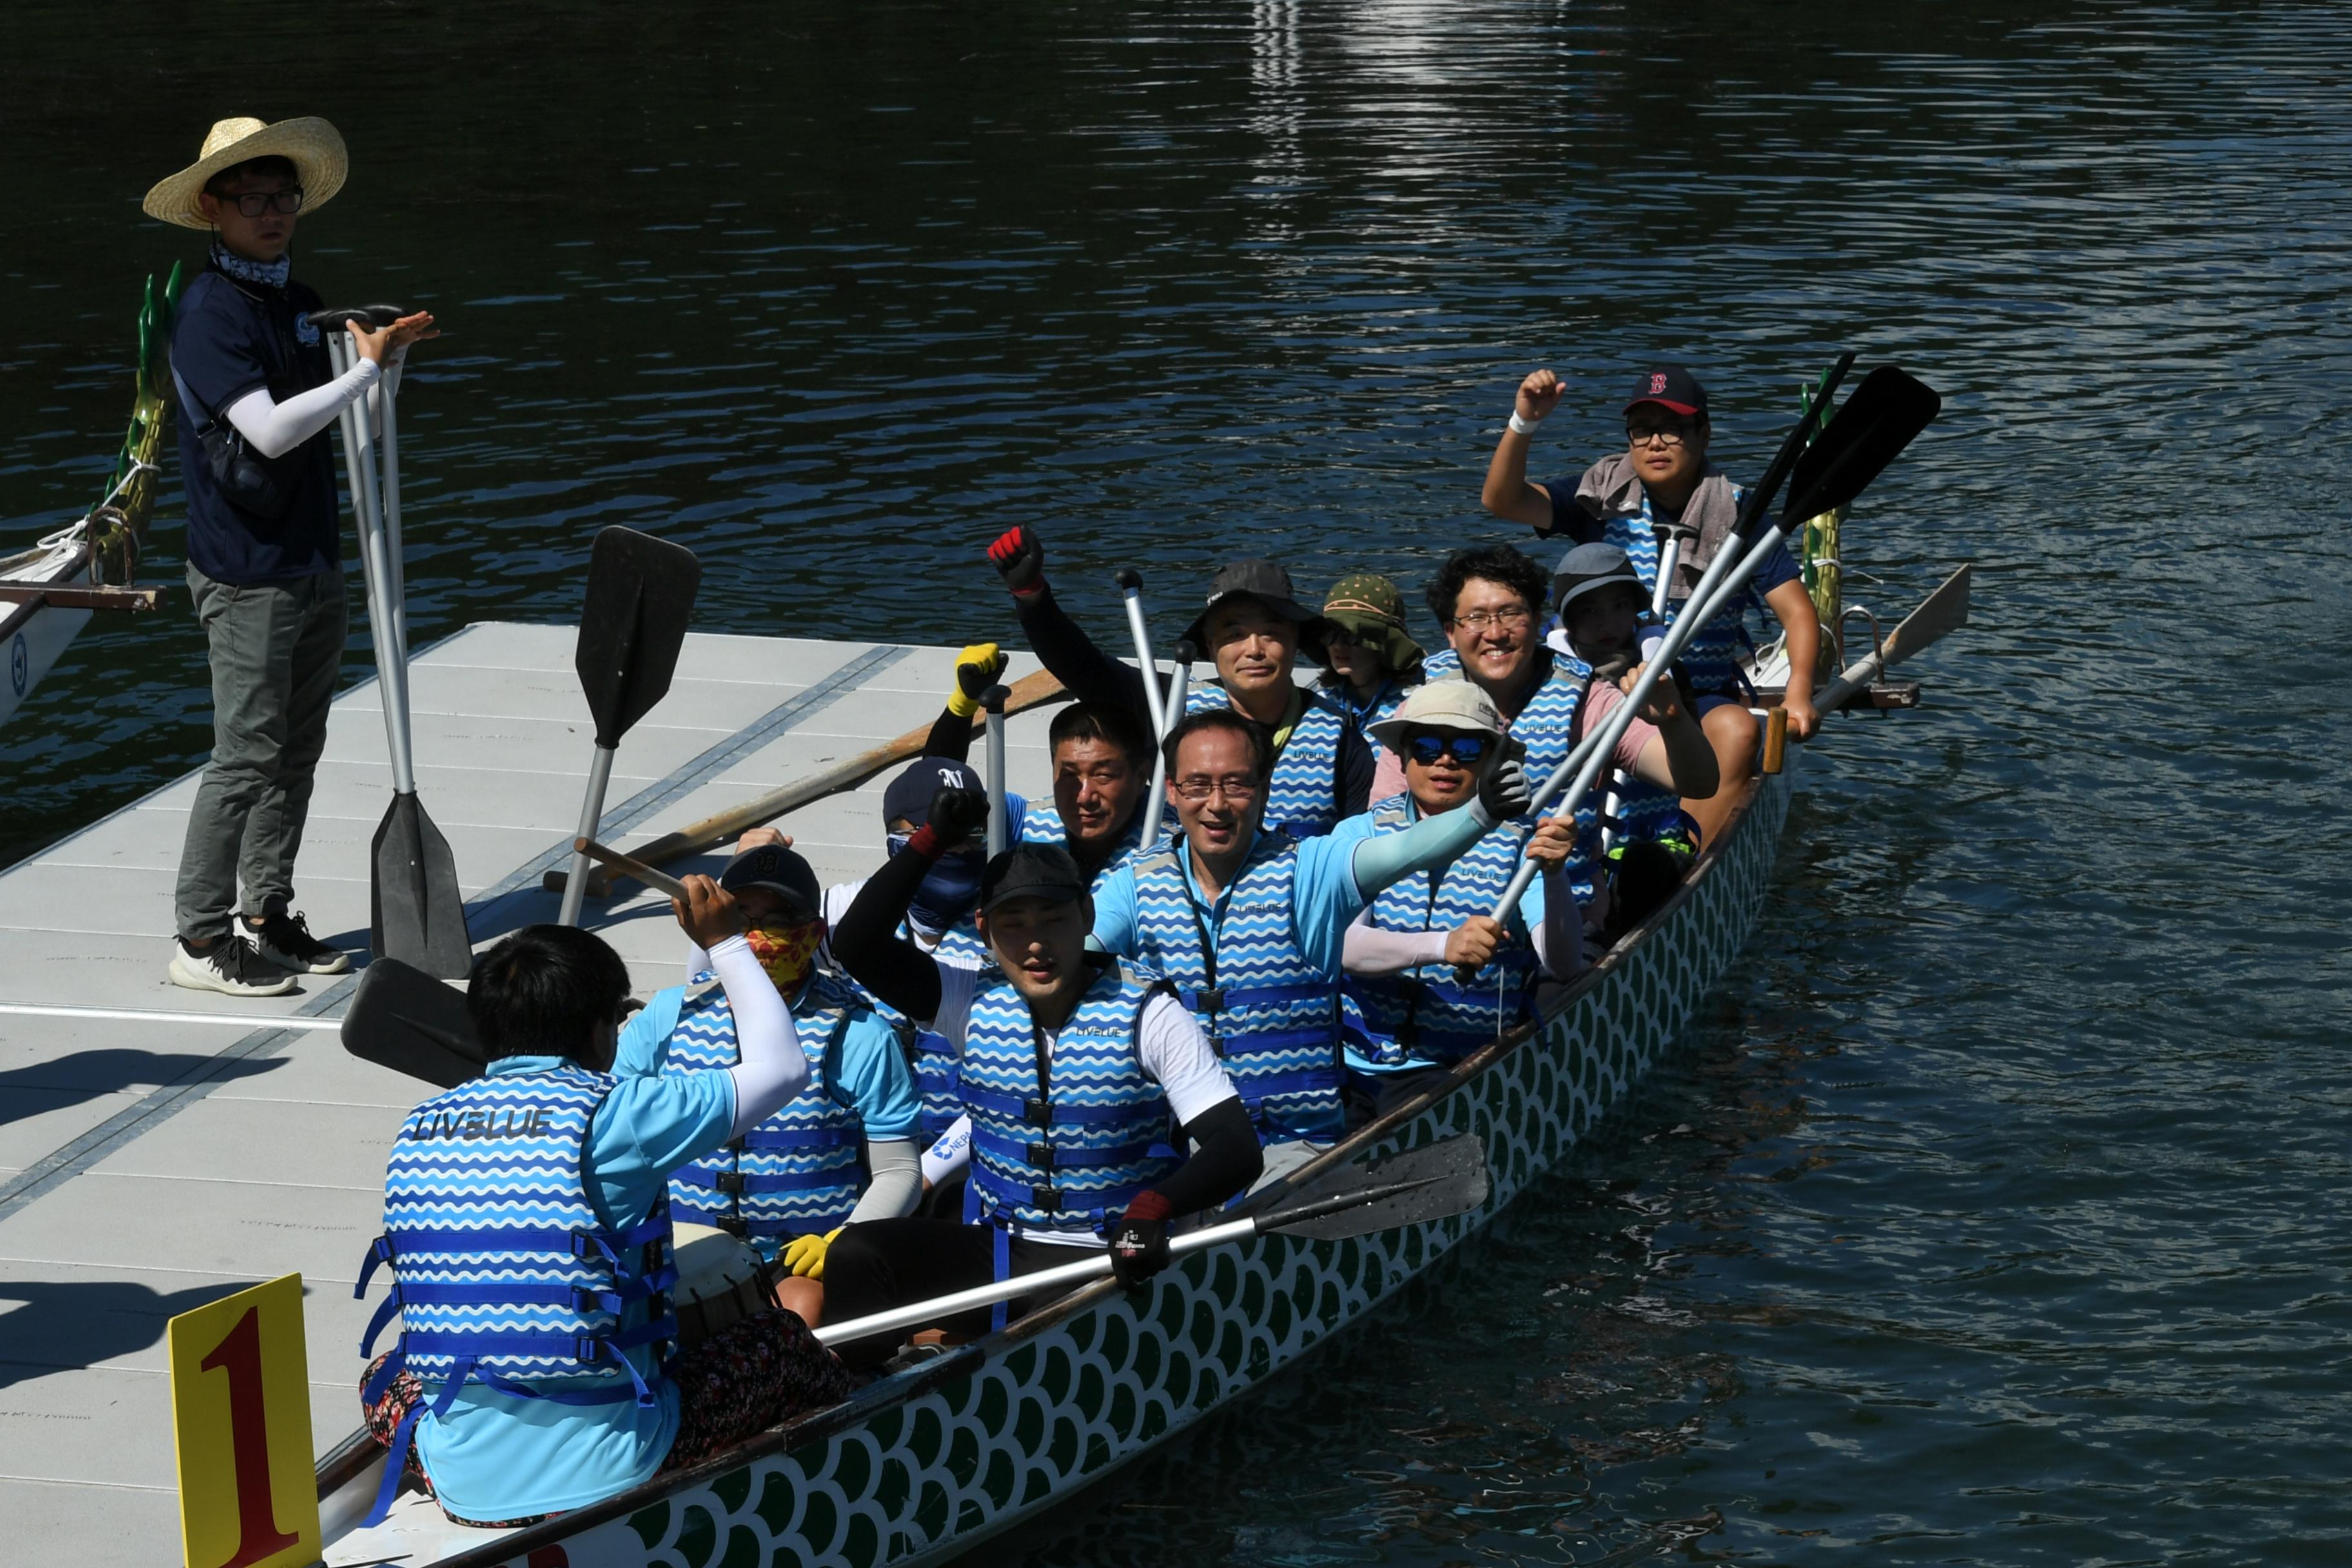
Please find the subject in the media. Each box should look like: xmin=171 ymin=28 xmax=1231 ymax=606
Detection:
xmin=1406 ymin=732 xmax=1490 ymax=767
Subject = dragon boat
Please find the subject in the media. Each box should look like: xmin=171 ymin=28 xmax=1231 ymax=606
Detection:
xmin=310 ymin=534 xmax=1969 ymax=1568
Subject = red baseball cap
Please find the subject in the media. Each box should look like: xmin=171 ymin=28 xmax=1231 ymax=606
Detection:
xmin=1623 ymin=365 xmax=1709 ymax=420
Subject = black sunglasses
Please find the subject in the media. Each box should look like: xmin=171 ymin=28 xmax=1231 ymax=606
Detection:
xmin=1407 ymin=732 xmax=1489 ymax=767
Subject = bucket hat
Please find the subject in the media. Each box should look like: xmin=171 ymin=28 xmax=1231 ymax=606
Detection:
xmin=1319 ymin=572 xmax=1424 ymax=676
xmin=1366 ymin=678 xmax=1507 ymax=753
xmin=142 ymin=116 xmax=348 ymax=231
xmin=1551 ymin=542 xmax=1645 ymax=616
xmin=1179 ymin=559 xmax=1327 ymax=659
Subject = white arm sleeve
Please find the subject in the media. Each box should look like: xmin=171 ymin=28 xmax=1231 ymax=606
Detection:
xmin=920 ymin=1116 xmax=973 ymax=1187
xmin=224 ymin=357 xmax=380 ymax=458
xmin=1135 ymin=992 xmax=1241 ymax=1126
xmin=714 ymin=934 xmax=810 ymax=1136
xmin=847 ymin=1137 xmax=924 ymax=1222
xmin=1340 ymin=908 xmax=1452 ymax=976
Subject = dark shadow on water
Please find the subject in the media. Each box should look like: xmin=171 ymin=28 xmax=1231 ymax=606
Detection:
xmin=0 ymin=1050 xmax=285 ymax=1128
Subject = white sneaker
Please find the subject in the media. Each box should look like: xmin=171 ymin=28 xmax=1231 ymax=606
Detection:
xmin=247 ymin=907 xmax=351 ymax=975
xmin=169 ymin=936 xmax=299 ymax=997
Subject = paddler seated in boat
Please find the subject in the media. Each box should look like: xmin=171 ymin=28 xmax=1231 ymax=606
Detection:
xmin=823 ymin=818 xmax=1263 ymax=1367
xmin=353 ymin=888 xmax=852 ymax=1529
xmin=985 ymin=524 xmax=1375 ymax=838
xmin=616 ymin=841 xmax=925 ymax=1321
xmin=1340 ymin=681 xmax=1588 ymax=1126
xmin=1017 ymin=700 xmax=1159 ymax=883
xmin=1479 ymin=362 xmax=1822 ymax=848
xmin=1317 ymin=572 xmax=1426 ymax=734
xmin=1091 ymin=707 xmax=1535 ymax=1173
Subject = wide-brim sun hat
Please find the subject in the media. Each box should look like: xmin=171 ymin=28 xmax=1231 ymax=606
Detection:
xmin=1179 ymin=558 xmax=1329 ymax=660
xmin=142 ymin=116 xmax=348 ymax=231
xmin=1320 ymin=572 xmax=1425 ymax=676
xmin=1366 ymin=677 xmax=1507 ymax=754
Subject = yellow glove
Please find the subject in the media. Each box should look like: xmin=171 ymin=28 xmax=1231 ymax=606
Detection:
xmin=946 ymin=643 xmax=1008 ymax=720
xmin=780 ymin=1226 xmax=845 ymax=1280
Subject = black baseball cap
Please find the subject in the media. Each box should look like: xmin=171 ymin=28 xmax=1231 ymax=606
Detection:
xmin=718 ymin=842 xmax=821 ymax=920
xmin=1179 ymin=558 xmax=1328 ymax=657
xmin=1624 ymin=365 xmax=1709 ymax=421
xmin=978 ymin=843 xmax=1088 ymax=913
xmin=883 ymin=758 xmax=985 ymax=828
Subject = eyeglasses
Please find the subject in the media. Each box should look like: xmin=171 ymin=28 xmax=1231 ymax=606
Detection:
xmin=1446 ymin=607 xmax=1532 ymax=633
xmin=1406 ymin=733 xmax=1490 ymax=767
xmin=218 ymin=188 xmax=306 ymax=218
xmin=1171 ymin=774 xmax=1260 ymax=802
xmin=1626 ymin=422 xmax=1695 ymax=447
xmin=1322 ymin=627 xmax=1366 ymax=651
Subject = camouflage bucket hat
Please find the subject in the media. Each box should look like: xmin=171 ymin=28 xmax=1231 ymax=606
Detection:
xmin=1318 ymin=572 xmax=1424 ymax=676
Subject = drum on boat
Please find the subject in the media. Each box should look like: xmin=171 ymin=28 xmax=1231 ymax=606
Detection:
xmin=670 ymin=1222 xmax=779 ymax=1349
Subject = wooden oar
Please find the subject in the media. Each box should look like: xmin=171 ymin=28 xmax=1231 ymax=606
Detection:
xmin=546 ymin=667 xmax=1067 ymax=901
xmin=1816 ymin=563 xmax=1971 ymax=712
xmin=816 ymin=1135 xmax=1490 ymax=1349
xmin=571 ymin=836 xmax=691 ymax=901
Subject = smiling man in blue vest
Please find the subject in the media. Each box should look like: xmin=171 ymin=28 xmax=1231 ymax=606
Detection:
xmin=353 ymin=880 xmax=852 ymax=1529
xmin=823 ymin=815 xmax=1262 ymax=1367
xmin=141 ymin=114 xmax=436 ymax=995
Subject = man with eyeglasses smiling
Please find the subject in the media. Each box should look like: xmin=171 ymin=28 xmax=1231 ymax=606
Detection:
xmin=1085 ymin=707 xmax=1532 ymax=1168
xmin=1478 ymin=362 xmax=1824 ymax=849
xmin=142 ymin=116 xmax=438 ymax=995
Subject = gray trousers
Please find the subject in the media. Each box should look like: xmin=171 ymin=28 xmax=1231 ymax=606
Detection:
xmin=174 ymin=565 xmax=348 ymax=942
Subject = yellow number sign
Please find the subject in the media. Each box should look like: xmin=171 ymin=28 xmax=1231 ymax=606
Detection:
xmin=168 ymin=1272 xmax=320 ymax=1568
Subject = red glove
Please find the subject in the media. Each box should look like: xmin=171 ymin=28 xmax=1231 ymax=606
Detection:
xmin=1108 ymin=1189 xmax=1173 ymax=1288
xmin=987 ymin=525 xmax=1048 ymax=597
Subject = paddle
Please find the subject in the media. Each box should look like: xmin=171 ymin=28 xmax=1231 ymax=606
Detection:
xmin=1816 ymin=562 xmax=1972 ymax=712
xmin=556 ymin=527 xmax=703 ymax=926
xmin=1113 ymin=569 xmax=1167 ymax=738
xmin=1138 ymin=638 xmax=1195 ymax=847
xmin=572 ymin=836 xmax=691 ymax=901
xmin=545 ymin=669 xmax=1068 ymax=901
xmin=340 ymin=957 xmax=488 ymax=1089
xmin=816 ymin=1134 xmax=1491 ymax=1349
xmin=316 ymin=309 xmax=472 ymax=978
xmin=1486 ymin=360 xmax=1943 ymax=925
xmin=982 ymin=684 xmax=1011 ymax=857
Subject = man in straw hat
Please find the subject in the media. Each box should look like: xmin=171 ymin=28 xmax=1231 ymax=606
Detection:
xmin=143 ymin=115 xmax=438 ymax=996
xmin=985 ymin=524 xmax=1376 ymax=839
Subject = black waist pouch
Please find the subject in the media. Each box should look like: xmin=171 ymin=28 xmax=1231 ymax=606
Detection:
xmin=178 ymin=367 xmax=308 ymax=522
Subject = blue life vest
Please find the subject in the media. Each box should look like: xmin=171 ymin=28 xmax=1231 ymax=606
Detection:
xmin=1319 ymin=671 xmax=1416 ymax=734
xmin=658 ymin=970 xmax=868 ymax=1248
xmin=1596 ymin=488 xmax=1761 ymax=700
xmin=1021 ymin=798 xmax=1155 ymax=881
xmin=1544 ymin=634 xmax=1686 ymax=849
xmin=1127 ymin=836 xmax=1344 ymax=1141
xmin=353 ymin=1065 xmax=676 ymax=1525
xmin=1188 ymin=682 xmax=1350 ymax=841
xmin=836 ymin=910 xmax=986 ymax=1144
xmin=957 ymin=959 xmax=1182 ymax=1237
xmin=1342 ymin=794 xmax=1539 ymax=1070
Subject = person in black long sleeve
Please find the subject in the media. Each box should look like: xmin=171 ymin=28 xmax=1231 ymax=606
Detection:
xmin=983 ymin=526 xmax=1374 ymax=838
xmin=825 ymin=788 xmax=1262 ymax=1367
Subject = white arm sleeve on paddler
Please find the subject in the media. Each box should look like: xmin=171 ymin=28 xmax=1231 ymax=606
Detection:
xmin=1340 ymin=908 xmax=1451 ymax=976
xmin=921 ymin=1116 xmax=973 ymax=1186
xmin=224 ymin=344 xmax=406 ymax=459
xmin=847 ymin=1137 xmax=924 ymax=1222
xmin=710 ymin=932 xmax=810 ymax=1136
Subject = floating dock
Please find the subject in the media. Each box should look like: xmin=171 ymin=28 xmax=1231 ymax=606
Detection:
xmin=0 ymin=623 xmax=1058 ymax=1568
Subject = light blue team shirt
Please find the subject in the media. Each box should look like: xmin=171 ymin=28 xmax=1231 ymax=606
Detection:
xmin=614 ymin=976 xmax=921 ymax=1141
xmin=411 ymin=1053 xmax=736 ymax=1520
xmin=1090 ymin=825 xmax=1373 ymax=977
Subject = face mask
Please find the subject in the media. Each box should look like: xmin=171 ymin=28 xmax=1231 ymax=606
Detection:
xmin=744 ymin=919 xmax=824 ymax=996
xmin=890 ymin=836 xmax=986 ymax=934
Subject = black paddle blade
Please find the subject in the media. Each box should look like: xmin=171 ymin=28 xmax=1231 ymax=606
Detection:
xmin=576 ymin=527 xmax=702 ymax=749
xmin=1736 ymin=351 xmax=1857 ymax=535
xmin=1779 ymin=365 xmax=1942 ymax=528
xmin=371 ymin=792 xmax=473 ymax=979
xmin=342 ymin=957 xmax=486 ymax=1088
xmin=1264 ymin=1135 xmax=1491 ymax=1240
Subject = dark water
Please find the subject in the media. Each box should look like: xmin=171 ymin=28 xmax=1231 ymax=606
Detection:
xmin=6 ymin=0 xmax=2351 ymax=1560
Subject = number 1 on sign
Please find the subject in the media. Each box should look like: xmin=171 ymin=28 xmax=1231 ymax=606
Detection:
xmin=168 ymin=1273 xmax=320 ymax=1568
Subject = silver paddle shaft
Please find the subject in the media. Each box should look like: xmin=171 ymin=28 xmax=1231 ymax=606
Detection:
xmin=1138 ymin=650 xmax=1190 ymax=845
xmin=1490 ymin=523 xmax=1790 ymax=919
xmin=324 ymin=334 xmax=415 ymax=794
xmin=985 ymin=697 xmax=1009 ymax=858
xmin=1601 ymin=533 xmax=1683 ymax=856
xmin=1119 ymin=585 xmax=1168 ymax=738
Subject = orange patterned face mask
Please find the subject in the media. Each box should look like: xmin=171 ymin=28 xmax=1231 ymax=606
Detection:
xmin=744 ymin=918 xmax=824 ymax=996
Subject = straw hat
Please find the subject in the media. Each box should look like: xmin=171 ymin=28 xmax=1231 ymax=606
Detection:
xmin=141 ymin=116 xmax=348 ymax=230
xmin=1366 ymin=678 xmax=1506 ymax=753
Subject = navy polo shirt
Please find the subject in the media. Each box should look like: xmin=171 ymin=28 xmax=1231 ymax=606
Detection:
xmin=1542 ymin=473 xmax=1801 ymax=595
xmin=172 ymin=268 xmax=343 ymax=583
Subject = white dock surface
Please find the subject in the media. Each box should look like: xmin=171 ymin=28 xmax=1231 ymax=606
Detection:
xmin=0 ymin=623 xmax=1061 ymax=1567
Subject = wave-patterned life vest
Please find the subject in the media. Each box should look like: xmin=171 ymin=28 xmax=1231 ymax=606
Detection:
xmin=1598 ymin=487 xmax=1761 ymax=700
xmin=660 ymin=969 xmax=867 ymax=1247
xmin=1343 ymin=794 xmax=1540 ymax=1070
xmin=839 ymin=912 xmax=985 ymax=1144
xmin=354 ymin=1065 xmax=676 ymax=1525
xmin=1188 ymin=682 xmax=1349 ymax=841
xmin=1320 ymin=672 xmax=1416 ymax=735
xmin=1021 ymin=798 xmax=1153 ymax=883
xmin=1128 ymin=837 xmax=1343 ymax=1141
xmin=1545 ymin=637 xmax=1686 ymax=851
xmin=957 ymin=960 xmax=1181 ymax=1237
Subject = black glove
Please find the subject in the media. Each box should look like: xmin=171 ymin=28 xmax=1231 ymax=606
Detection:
xmin=986 ymin=525 xmax=1047 ymax=596
xmin=922 ymin=785 xmax=992 ymax=849
xmin=1107 ymin=1197 xmax=1171 ymax=1288
xmin=1471 ymin=754 xmax=1532 ymax=827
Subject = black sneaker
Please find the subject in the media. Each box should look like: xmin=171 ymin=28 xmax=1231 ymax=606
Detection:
xmin=169 ymin=935 xmax=299 ymax=997
xmin=247 ymin=908 xmax=351 ymax=975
